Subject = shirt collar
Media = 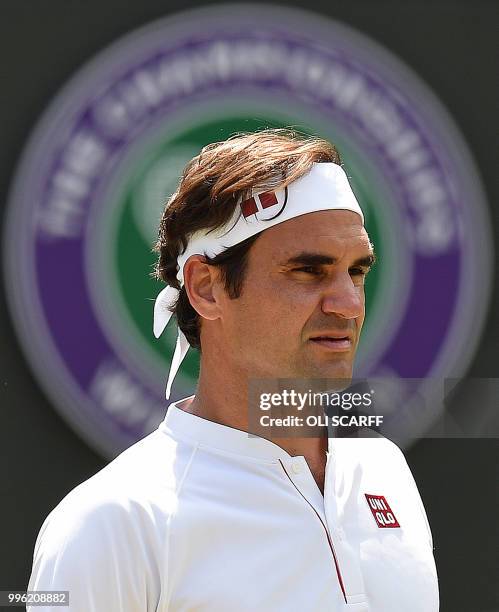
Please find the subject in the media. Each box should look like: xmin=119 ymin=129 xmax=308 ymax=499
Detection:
xmin=161 ymin=395 xmax=332 ymax=462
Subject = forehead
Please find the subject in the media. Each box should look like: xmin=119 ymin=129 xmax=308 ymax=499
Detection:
xmin=253 ymin=210 xmax=371 ymax=259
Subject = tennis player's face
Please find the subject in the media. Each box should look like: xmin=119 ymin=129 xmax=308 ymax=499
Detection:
xmin=219 ymin=210 xmax=374 ymax=382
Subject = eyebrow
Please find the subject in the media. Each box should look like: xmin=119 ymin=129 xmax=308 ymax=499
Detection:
xmin=284 ymin=250 xmax=377 ymax=268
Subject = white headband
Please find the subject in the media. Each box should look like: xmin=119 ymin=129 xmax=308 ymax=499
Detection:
xmin=154 ymin=162 xmax=364 ymax=398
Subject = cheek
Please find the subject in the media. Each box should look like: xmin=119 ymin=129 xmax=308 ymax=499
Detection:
xmin=221 ymin=291 xmax=267 ymax=341
xmin=227 ymin=279 xmax=307 ymax=343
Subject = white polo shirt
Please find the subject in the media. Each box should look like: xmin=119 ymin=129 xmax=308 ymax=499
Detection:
xmin=29 ymin=397 xmax=439 ymax=611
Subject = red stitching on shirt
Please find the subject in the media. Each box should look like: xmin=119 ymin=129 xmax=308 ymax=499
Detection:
xmin=278 ymin=459 xmax=348 ymax=604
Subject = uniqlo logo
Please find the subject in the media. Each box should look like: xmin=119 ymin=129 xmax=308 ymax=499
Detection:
xmin=240 ymin=191 xmax=278 ymax=218
xmin=365 ymin=494 xmax=400 ymax=528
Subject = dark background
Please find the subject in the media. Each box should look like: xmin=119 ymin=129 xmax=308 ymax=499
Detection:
xmin=1 ymin=1 xmax=498 ymax=611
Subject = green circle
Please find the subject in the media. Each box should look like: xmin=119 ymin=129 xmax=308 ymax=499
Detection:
xmin=115 ymin=117 xmax=383 ymax=382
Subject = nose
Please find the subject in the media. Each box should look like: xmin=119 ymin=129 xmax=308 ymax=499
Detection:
xmin=320 ymin=272 xmax=364 ymax=320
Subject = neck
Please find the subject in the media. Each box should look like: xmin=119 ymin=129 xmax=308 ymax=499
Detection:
xmin=178 ymin=352 xmax=328 ymax=489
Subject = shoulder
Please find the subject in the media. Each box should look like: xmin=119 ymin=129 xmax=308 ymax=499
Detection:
xmin=330 ymin=431 xmax=420 ymax=486
xmin=28 ymin=427 xmax=198 ymax=611
xmin=330 ymin=429 xmax=407 ymax=460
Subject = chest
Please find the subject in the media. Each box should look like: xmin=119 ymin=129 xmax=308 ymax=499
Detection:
xmin=163 ymin=444 xmax=438 ymax=612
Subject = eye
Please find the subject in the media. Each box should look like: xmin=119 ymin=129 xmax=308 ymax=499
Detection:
xmin=293 ymin=266 xmax=321 ymax=275
xmin=349 ymin=267 xmax=370 ymax=277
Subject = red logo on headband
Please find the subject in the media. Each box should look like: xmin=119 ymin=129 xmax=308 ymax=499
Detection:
xmin=241 ymin=191 xmax=278 ymax=218
xmin=365 ymin=494 xmax=400 ymax=528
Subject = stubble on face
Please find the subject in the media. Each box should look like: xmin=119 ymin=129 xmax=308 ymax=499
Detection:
xmin=216 ymin=210 xmax=374 ymax=386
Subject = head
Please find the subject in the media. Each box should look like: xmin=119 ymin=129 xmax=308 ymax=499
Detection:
xmin=154 ymin=129 xmax=374 ymax=384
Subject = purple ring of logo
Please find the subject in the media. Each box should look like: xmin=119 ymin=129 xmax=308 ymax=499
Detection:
xmin=4 ymin=7 xmax=492 ymax=455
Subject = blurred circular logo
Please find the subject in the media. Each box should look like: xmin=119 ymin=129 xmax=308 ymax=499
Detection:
xmin=4 ymin=5 xmax=492 ymax=456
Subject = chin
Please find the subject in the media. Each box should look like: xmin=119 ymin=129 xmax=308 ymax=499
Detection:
xmin=298 ymin=363 xmax=354 ymax=387
xmin=326 ymin=377 xmax=353 ymax=392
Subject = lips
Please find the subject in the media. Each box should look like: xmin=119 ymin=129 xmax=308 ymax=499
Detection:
xmin=309 ymin=334 xmax=352 ymax=351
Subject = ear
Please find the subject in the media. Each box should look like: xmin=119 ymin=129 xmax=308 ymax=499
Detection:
xmin=183 ymin=255 xmax=222 ymax=321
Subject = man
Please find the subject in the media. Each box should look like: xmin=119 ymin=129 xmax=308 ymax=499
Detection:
xmin=29 ymin=129 xmax=439 ymax=611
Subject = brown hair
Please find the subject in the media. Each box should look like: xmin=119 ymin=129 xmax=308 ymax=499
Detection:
xmin=153 ymin=128 xmax=341 ymax=349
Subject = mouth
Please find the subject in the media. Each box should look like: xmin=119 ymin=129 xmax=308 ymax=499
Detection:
xmin=309 ymin=335 xmax=352 ymax=352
